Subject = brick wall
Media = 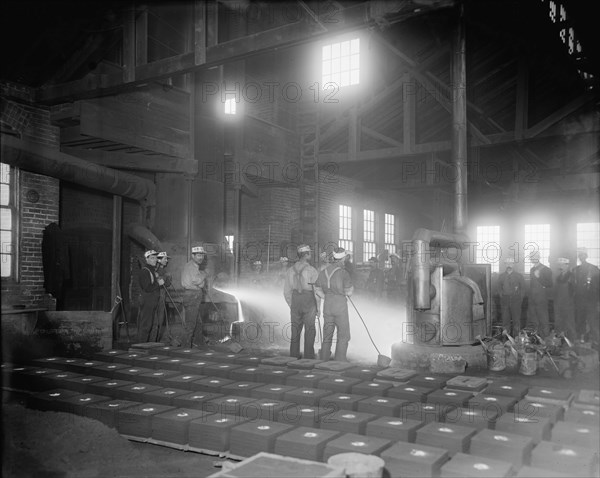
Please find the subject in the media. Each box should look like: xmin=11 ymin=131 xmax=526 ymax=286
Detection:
xmin=238 ymin=186 xmax=300 ymax=273
xmin=1 ymin=81 xmax=60 ymax=308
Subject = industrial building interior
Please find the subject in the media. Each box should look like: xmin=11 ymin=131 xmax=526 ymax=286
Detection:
xmin=1 ymin=0 xmax=599 ymax=477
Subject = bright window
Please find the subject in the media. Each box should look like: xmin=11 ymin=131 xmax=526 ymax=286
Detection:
xmin=363 ymin=209 xmax=375 ymax=263
xmin=322 ymin=37 xmax=360 ymax=88
xmin=476 ymin=225 xmax=500 ymax=273
xmin=576 ymin=222 xmax=600 ymax=266
xmin=339 ymin=204 xmax=353 ymax=254
xmin=224 ymin=96 xmax=236 ymax=115
xmin=524 ymin=224 xmax=551 ymax=272
xmin=384 ymin=213 xmax=396 ymax=266
xmin=225 ymin=235 xmax=234 ymax=252
xmin=1 ymin=163 xmax=16 ymax=278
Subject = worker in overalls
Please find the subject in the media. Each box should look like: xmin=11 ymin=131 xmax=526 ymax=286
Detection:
xmin=553 ymin=257 xmax=577 ymax=341
xmin=314 ymin=249 xmax=354 ymax=362
xmin=180 ymin=245 xmax=209 ymax=348
xmin=498 ymin=257 xmax=525 ymax=336
xmin=137 ymin=250 xmax=164 ymax=343
xmin=154 ymin=251 xmax=172 ymax=343
xmin=527 ymin=251 xmax=553 ymax=337
xmin=283 ymin=244 xmax=319 ymax=359
xmin=574 ymin=247 xmax=600 ymax=345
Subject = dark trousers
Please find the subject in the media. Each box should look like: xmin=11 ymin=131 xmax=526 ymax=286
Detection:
xmin=137 ymin=293 xmax=159 ymax=343
xmin=527 ymin=296 xmax=550 ymax=337
xmin=321 ymin=295 xmax=351 ymax=362
xmin=575 ymin=297 xmax=600 ymax=343
xmin=554 ymin=300 xmax=577 ymax=341
xmin=289 ymin=291 xmax=317 ymax=359
xmin=182 ymin=290 xmax=204 ymax=348
xmin=154 ymin=289 xmax=167 ymax=342
xmin=500 ymin=295 xmax=522 ymax=335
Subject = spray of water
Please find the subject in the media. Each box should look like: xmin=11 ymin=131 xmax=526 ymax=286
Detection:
xmin=214 ymin=282 xmax=408 ymax=365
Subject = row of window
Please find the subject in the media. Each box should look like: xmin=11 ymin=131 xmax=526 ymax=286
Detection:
xmin=338 ymin=204 xmax=396 ymax=263
xmin=476 ymin=223 xmax=600 ymax=273
xmin=1 ymin=163 xmax=14 ymax=277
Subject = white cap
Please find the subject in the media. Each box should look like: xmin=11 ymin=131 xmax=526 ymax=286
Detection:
xmin=144 ymin=250 xmax=158 ymax=259
xmin=191 ymin=246 xmax=206 ymax=254
xmin=333 ymin=250 xmax=350 ymax=260
xmin=157 ymin=251 xmax=170 ymax=259
xmin=297 ymin=244 xmax=311 ymax=253
xmin=504 ymin=257 xmax=515 ymax=264
xmin=279 ymin=257 xmax=288 ymax=262
xmin=557 ymin=257 xmax=570 ymax=264
xmin=253 ymin=260 xmax=262 ymax=266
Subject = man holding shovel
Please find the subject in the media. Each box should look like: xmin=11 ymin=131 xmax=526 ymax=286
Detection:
xmin=314 ymin=249 xmax=354 ymax=362
xmin=284 ymin=244 xmax=320 ymax=359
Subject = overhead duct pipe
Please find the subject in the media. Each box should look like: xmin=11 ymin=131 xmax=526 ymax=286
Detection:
xmin=1 ymin=135 xmax=156 ymax=205
xmin=125 ymin=223 xmax=162 ymax=252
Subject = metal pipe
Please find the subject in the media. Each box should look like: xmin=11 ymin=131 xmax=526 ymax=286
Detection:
xmin=1 ymin=135 xmax=156 ymax=204
xmin=452 ymin=1 xmax=468 ymax=235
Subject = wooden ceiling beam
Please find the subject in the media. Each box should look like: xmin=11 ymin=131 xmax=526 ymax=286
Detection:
xmin=36 ymin=1 xmax=415 ymax=104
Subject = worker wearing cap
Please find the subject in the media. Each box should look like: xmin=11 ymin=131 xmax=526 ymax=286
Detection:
xmin=314 ymin=248 xmax=354 ymax=361
xmin=498 ymin=257 xmax=525 ymax=335
xmin=154 ymin=252 xmax=172 ymax=343
xmin=386 ymin=253 xmax=402 ymax=301
xmin=366 ymin=256 xmax=385 ymax=300
xmin=527 ymin=251 xmax=553 ymax=337
xmin=180 ymin=245 xmax=209 ymax=348
xmin=284 ymin=244 xmax=320 ymax=359
xmin=318 ymin=251 xmax=330 ymax=271
xmin=138 ymin=250 xmax=164 ymax=343
xmin=554 ymin=257 xmax=577 ymax=340
xmin=574 ymin=247 xmax=600 ymax=344
xmin=275 ymin=257 xmax=289 ymax=287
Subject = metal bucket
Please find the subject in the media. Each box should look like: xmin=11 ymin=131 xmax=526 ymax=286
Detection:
xmin=488 ymin=343 xmax=506 ymax=371
xmin=519 ymin=349 xmax=537 ymax=375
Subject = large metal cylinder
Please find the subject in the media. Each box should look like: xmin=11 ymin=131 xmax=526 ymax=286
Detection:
xmin=411 ymin=228 xmax=470 ymax=310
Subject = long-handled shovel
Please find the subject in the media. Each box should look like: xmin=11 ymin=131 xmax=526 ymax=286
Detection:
xmin=309 ymin=283 xmax=323 ymax=359
xmin=347 ymin=295 xmax=392 ymax=368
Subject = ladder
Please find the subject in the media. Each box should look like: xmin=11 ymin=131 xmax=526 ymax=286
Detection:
xmin=298 ymin=102 xmax=320 ymax=249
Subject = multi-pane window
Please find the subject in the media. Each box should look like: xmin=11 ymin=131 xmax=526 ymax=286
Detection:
xmin=225 ymin=235 xmax=234 ymax=253
xmin=384 ymin=213 xmax=396 ymax=259
xmin=576 ymin=222 xmax=600 ymax=266
xmin=224 ymin=96 xmax=236 ymax=115
xmin=339 ymin=204 xmax=353 ymax=254
xmin=476 ymin=225 xmax=500 ymax=273
xmin=524 ymin=224 xmax=551 ymax=272
xmin=322 ymin=38 xmax=360 ymax=88
xmin=1 ymin=163 xmax=16 ymax=278
xmin=363 ymin=209 xmax=376 ymax=263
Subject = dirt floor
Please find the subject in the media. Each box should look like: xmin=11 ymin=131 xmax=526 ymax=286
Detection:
xmin=1 ymin=399 xmax=238 ymax=478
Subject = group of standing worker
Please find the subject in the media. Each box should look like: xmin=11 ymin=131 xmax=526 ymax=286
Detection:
xmin=283 ymin=244 xmax=354 ymax=362
xmin=138 ymin=245 xmax=209 ymax=348
xmin=497 ymin=248 xmax=600 ymax=345
xmin=137 ymin=249 xmax=171 ymax=343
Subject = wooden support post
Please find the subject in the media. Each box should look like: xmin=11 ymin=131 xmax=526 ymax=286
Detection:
xmin=123 ymin=7 xmax=136 ymax=83
xmin=194 ymin=1 xmax=207 ymax=65
xmin=349 ymin=105 xmax=359 ymax=161
xmin=515 ymin=57 xmax=529 ymax=141
xmin=111 ymin=195 xmax=123 ymax=309
xmin=135 ymin=5 xmax=148 ymax=66
xmin=403 ymin=73 xmax=416 ymax=154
